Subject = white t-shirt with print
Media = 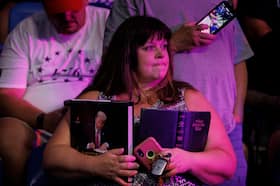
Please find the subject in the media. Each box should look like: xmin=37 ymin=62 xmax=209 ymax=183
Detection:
xmin=0 ymin=6 xmax=109 ymax=112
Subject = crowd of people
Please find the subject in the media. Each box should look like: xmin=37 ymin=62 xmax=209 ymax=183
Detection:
xmin=43 ymin=15 xmax=236 ymax=186
xmin=0 ymin=0 xmax=278 ymax=185
xmin=237 ymin=0 xmax=280 ymax=185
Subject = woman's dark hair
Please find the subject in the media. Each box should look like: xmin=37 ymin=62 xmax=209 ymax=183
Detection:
xmin=83 ymin=15 xmax=194 ymax=104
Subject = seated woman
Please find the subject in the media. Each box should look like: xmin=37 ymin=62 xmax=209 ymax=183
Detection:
xmin=43 ymin=15 xmax=236 ymax=185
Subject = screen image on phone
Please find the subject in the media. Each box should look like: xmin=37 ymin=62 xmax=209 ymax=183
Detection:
xmin=196 ymin=1 xmax=235 ymax=34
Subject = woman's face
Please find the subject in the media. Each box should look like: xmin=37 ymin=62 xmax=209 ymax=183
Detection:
xmin=136 ymin=37 xmax=169 ymax=89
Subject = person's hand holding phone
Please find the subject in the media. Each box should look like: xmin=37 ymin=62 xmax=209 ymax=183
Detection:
xmin=196 ymin=1 xmax=236 ymax=34
xmin=134 ymin=137 xmax=163 ymax=170
xmin=195 ymin=23 xmax=217 ymax=45
xmin=170 ymin=22 xmax=216 ymax=53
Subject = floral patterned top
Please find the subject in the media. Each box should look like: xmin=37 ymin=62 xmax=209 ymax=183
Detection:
xmin=97 ymin=90 xmax=204 ymax=186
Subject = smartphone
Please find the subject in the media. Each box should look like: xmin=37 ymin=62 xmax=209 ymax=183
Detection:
xmin=134 ymin=137 xmax=162 ymax=170
xmin=196 ymin=1 xmax=235 ymax=34
xmin=151 ymin=157 xmax=169 ymax=176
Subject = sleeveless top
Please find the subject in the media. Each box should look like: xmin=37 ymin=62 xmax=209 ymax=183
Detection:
xmin=97 ymin=88 xmax=188 ymax=111
xmin=97 ymin=90 xmax=204 ymax=186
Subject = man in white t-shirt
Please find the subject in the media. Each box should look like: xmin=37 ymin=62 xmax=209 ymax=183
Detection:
xmin=0 ymin=0 xmax=109 ymax=185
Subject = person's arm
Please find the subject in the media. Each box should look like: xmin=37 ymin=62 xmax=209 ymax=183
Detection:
xmin=246 ymin=90 xmax=280 ymax=109
xmin=0 ymin=87 xmax=41 ymax=126
xmin=0 ymin=17 xmax=64 ymax=131
xmin=43 ymin=91 xmax=139 ymax=185
xmin=241 ymin=16 xmax=272 ymax=45
xmin=104 ymin=0 xmax=215 ymax=55
xmin=233 ymin=61 xmax=247 ymax=124
xmin=169 ymin=23 xmax=216 ymax=53
xmin=0 ymin=88 xmax=65 ymax=132
xmin=164 ymin=89 xmax=236 ymax=185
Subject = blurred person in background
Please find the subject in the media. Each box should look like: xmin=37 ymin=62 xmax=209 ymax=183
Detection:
xmin=0 ymin=0 xmax=109 ymax=185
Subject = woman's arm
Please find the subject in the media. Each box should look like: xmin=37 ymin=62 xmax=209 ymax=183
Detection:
xmin=164 ymin=89 xmax=236 ymax=185
xmin=43 ymin=91 xmax=139 ymax=185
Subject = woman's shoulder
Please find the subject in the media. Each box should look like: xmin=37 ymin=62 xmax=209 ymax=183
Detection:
xmin=79 ymin=91 xmax=114 ymax=101
xmin=78 ymin=90 xmax=100 ymax=100
xmin=183 ymin=88 xmax=212 ymax=111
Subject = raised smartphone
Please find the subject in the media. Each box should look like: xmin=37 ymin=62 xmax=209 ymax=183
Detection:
xmin=196 ymin=1 xmax=235 ymax=34
xmin=134 ymin=137 xmax=162 ymax=170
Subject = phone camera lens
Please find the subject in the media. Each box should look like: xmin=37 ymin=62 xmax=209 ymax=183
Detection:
xmin=146 ymin=150 xmax=155 ymax=159
xmin=137 ymin=149 xmax=144 ymax=157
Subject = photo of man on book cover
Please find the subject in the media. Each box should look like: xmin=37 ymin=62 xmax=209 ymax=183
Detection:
xmin=68 ymin=100 xmax=133 ymax=156
xmin=70 ymin=108 xmax=110 ymax=154
xmin=86 ymin=111 xmax=109 ymax=153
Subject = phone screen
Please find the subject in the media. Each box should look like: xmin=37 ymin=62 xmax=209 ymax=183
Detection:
xmin=197 ymin=1 xmax=235 ymax=34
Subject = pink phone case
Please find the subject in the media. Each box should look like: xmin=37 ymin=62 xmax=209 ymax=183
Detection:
xmin=134 ymin=137 xmax=162 ymax=170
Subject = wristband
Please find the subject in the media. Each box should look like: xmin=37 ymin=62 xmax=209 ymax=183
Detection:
xmin=36 ymin=113 xmax=45 ymax=129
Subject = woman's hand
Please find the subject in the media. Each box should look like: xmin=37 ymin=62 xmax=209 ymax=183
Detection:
xmin=91 ymin=148 xmax=139 ymax=185
xmin=161 ymin=148 xmax=191 ymax=177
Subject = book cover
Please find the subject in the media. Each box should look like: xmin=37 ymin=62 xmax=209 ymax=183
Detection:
xmin=137 ymin=108 xmax=211 ymax=186
xmin=138 ymin=108 xmax=211 ymax=152
xmin=64 ymin=99 xmax=134 ymax=156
